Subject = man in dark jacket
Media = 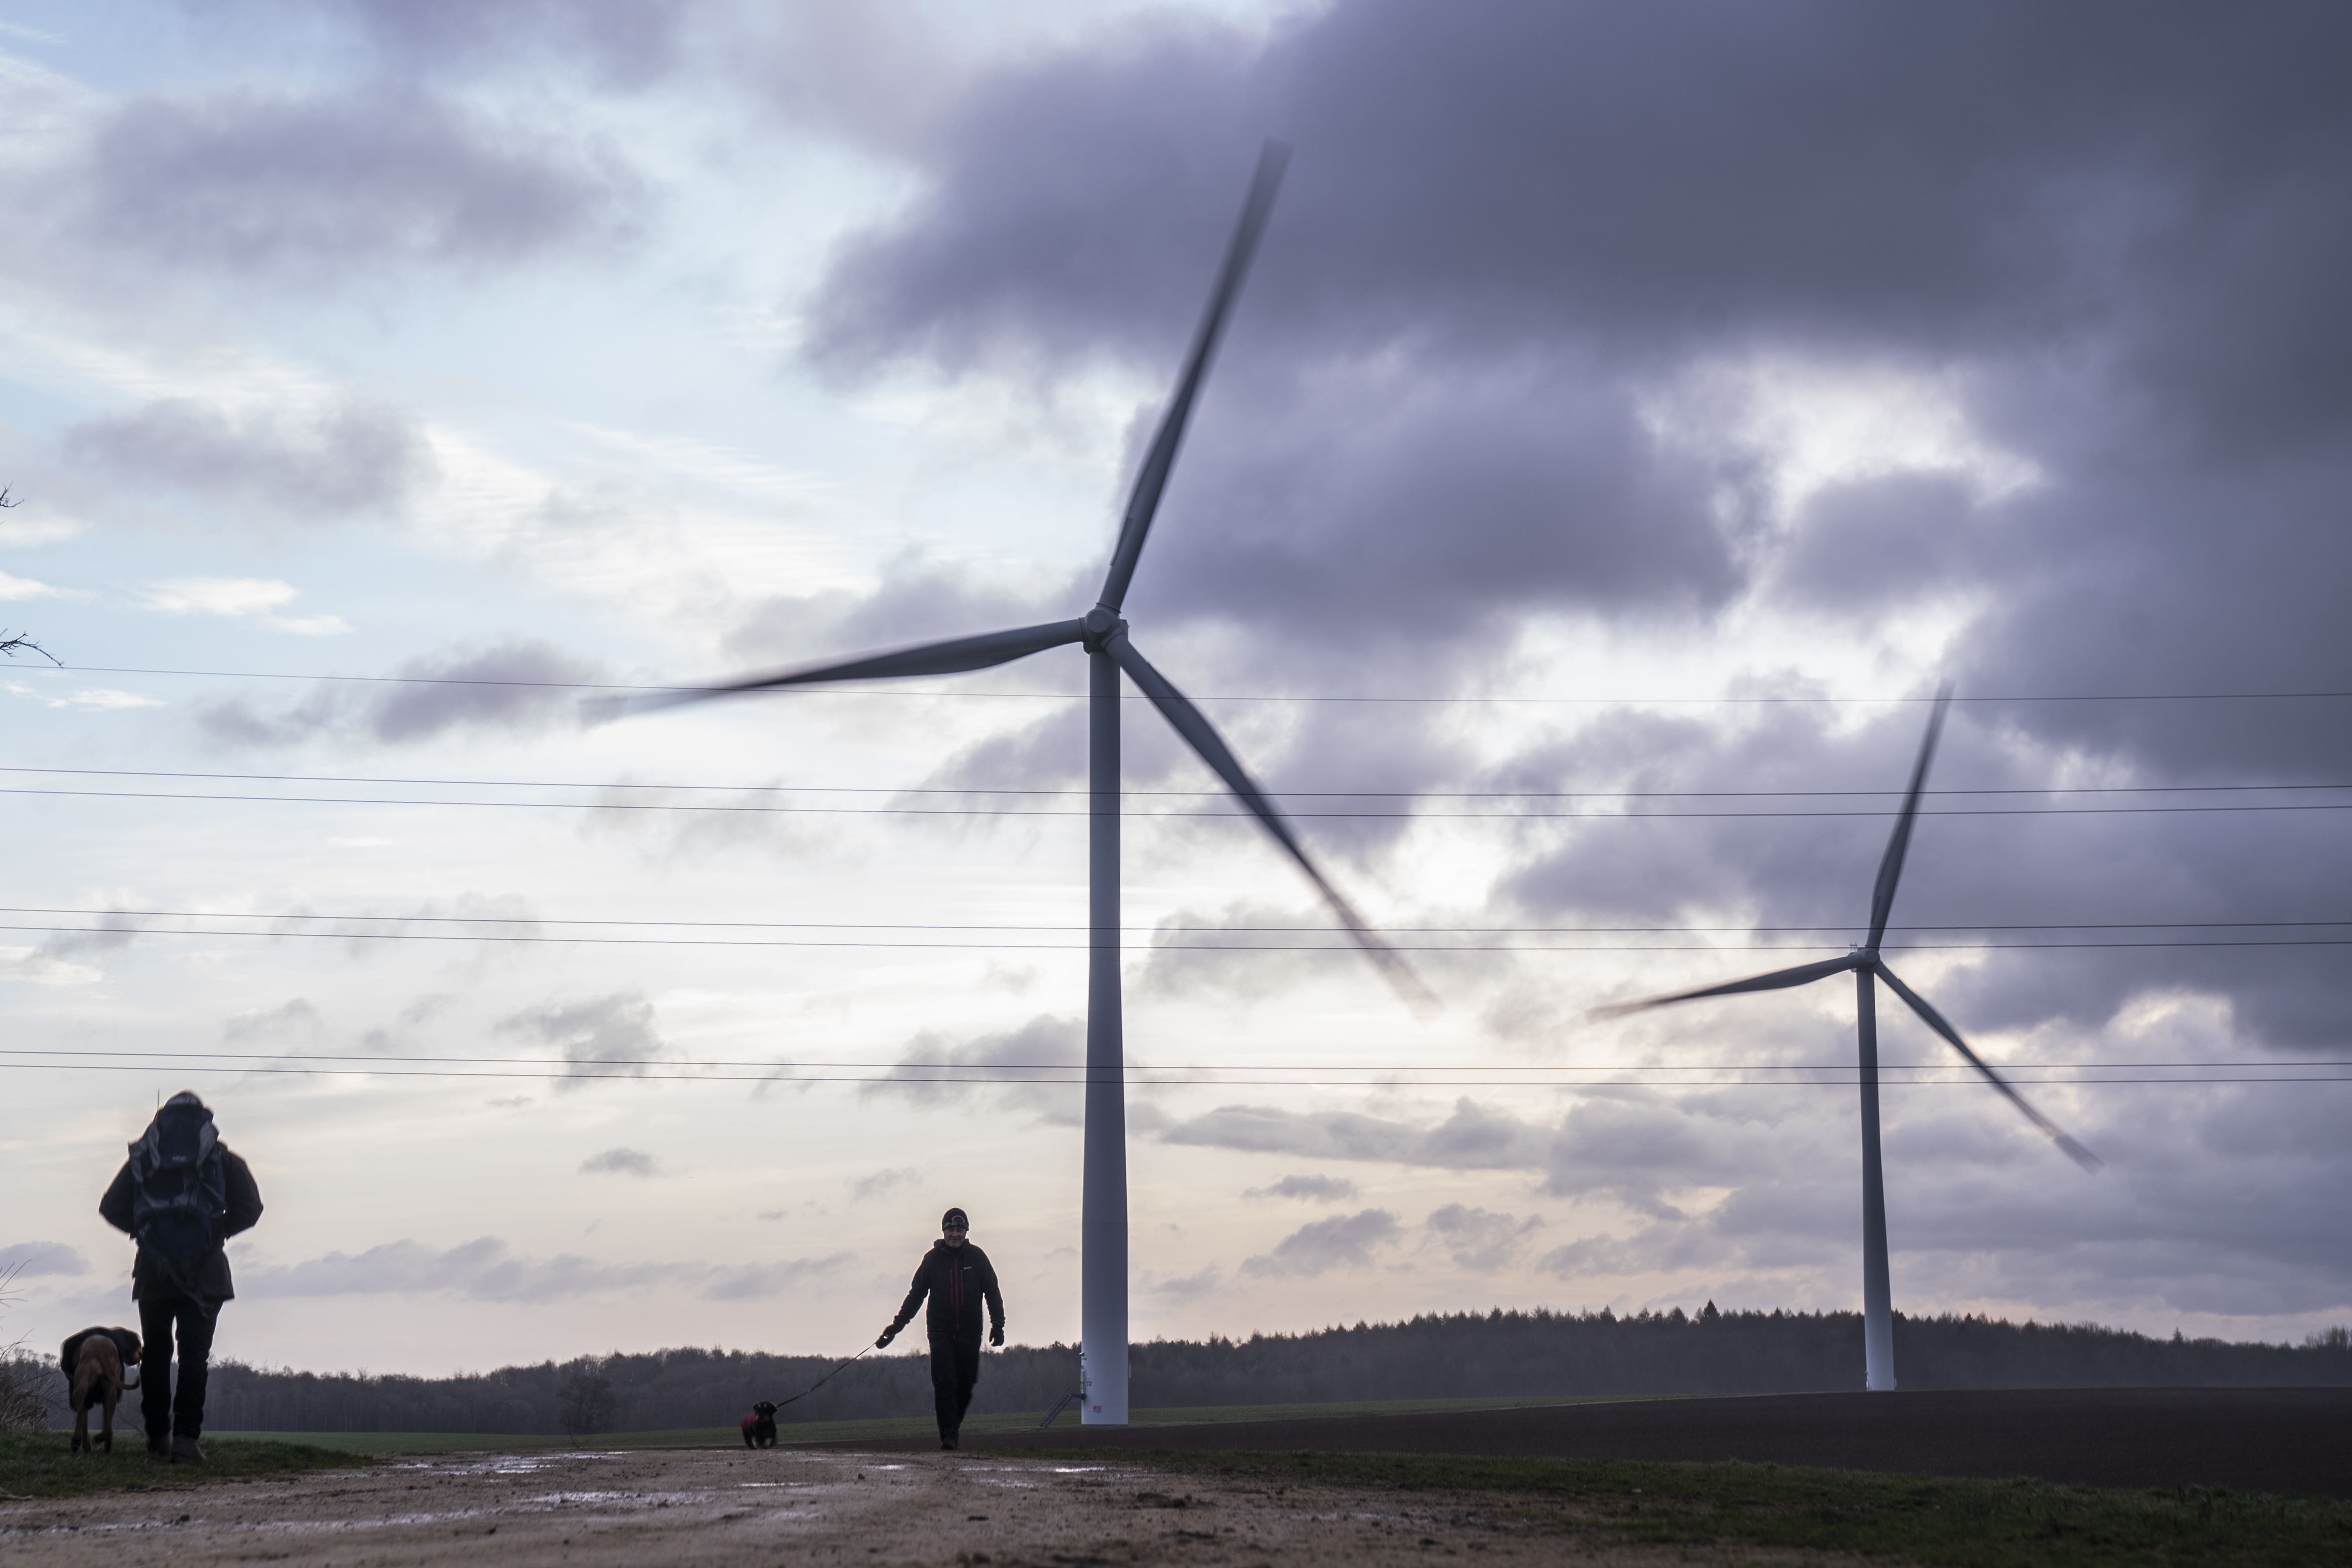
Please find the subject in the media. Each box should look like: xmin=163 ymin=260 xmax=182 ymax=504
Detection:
xmin=877 ymin=1207 xmax=1004 ymax=1449
xmin=98 ymin=1092 xmax=264 ymax=1462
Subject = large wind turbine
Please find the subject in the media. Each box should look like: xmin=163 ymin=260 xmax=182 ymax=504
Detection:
xmin=630 ymin=145 xmax=1421 ymax=1425
xmin=1597 ymin=690 xmax=2098 ymax=1392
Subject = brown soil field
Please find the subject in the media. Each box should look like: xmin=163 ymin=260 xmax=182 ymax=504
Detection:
xmin=0 ymin=1446 xmax=1742 ymax=1567
xmin=859 ymin=1387 xmax=2352 ymax=1498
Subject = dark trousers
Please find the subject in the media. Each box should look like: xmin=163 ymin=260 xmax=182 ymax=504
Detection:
xmin=138 ymin=1295 xmax=219 ymax=1442
xmin=928 ymin=1332 xmax=981 ymax=1439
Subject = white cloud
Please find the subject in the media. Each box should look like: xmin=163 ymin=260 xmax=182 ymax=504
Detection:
xmin=4 ymin=681 xmax=163 ymax=710
xmin=0 ymin=570 xmax=76 ymax=601
xmin=0 ymin=946 xmax=102 ymax=985
xmin=138 ymin=576 xmax=349 ymax=635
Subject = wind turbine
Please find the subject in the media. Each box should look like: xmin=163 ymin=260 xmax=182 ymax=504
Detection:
xmin=1596 ymin=689 xmax=2098 ymax=1391
xmin=626 ymin=144 xmax=1424 ymax=1425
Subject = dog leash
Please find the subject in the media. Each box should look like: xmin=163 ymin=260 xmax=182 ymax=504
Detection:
xmin=768 ymin=1342 xmax=876 ymax=1411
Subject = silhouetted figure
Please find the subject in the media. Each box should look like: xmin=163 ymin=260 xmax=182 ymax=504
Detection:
xmin=98 ymin=1092 xmax=263 ymax=1461
xmin=878 ymin=1207 xmax=1004 ymax=1449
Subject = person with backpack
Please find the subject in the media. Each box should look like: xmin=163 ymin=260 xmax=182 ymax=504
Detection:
xmin=98 ymin=1092 xmax=263 ymax=1462
xmin=876 ymin=1207 xmax=1003 ymax=1450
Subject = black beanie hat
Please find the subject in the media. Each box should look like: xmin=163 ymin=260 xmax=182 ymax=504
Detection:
xmin=942 ymin=1208 xmax=969 ymax=1230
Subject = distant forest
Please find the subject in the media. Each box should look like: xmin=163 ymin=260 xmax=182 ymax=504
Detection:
xmin=13 ymin=1307 xmax=2351 ymax=1436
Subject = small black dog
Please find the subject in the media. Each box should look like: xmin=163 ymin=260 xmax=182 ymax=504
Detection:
xmin=741 ymin=1401 xmax=778 ymax=1448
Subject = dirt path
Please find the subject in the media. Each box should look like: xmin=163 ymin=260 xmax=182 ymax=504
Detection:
xmin=0 ymin=1446 xmax=1743 ymax=1566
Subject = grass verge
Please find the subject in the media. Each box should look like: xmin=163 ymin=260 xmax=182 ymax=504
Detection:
xmin=1111 ymin=1451 xmax=2352 ymax=1568
xmin=204 ymin=1393 xmax=1642 ymax=1454
xmin=0 ymin=1433 xmax=368 ymax=1499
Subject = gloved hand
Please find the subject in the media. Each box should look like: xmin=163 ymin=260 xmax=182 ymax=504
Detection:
xmin=989 ymin=1325 xmax=1004 ymax=1348
xmin=876 ymin=1326 xmax=898 ymax=1349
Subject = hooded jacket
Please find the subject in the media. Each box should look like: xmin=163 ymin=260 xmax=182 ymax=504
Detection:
xmin=98 ymin=1105 xmax=263 ymax=1303
xmin=889 ymin=1240 xmax=1004 ymax=1340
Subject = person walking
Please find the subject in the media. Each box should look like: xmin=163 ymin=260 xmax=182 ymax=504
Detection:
xmin=98 ymin=1092 xmax=263 ymax=1462
xmin=877 ymin=1207 xmax=1003 ymax=1449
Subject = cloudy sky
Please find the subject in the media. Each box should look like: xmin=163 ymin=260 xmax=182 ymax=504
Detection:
xmin=3 ymin=1 xmax=2348 ymax=1380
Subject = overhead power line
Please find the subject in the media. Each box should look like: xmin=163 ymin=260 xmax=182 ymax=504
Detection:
xmin=8 ymin=764 xmax=2352 ymax=800
xmin=4 ymin=920 xmax=2350 ymax=953
xmin=6 ymin=784 xmax=2351 ymax=820
xmin=44 ymin=664 xmax=2352 ymax=705
xmin=2 ymin=1057 xmax=2343 ymax=1088
xmin=7 ymin=1047 xmax=2341 ymax=1074
xmin=11 ymin=905 xmax=2352 ymax=934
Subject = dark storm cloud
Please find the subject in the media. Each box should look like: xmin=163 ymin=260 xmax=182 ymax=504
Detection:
xmin=223 ymin=998 xmax=325 ymax=1044
xmin=243 ymin=1236 xmax=672 ymax=1303
xmin=63 ymin=398 xmax=433 ymax=521
xmin=0 ymin=1241 xmax=90 ymax=1278
xmin=800 ymin=0 xmax=2352 ymax=757
xmin=1425 ymin=1204 xmax=1543 ymax=1273
xmin=328 ymin=0 xmax=695 ymax=89
xmin=700 ymin=1252 xmax=854 ymax=1303
xmin=721 ymin=559 xmax=1077 ymax=673
xmin=199 ymin=639 xmax=604 ymax=751
xmin=238 ymin=1234 xmax=851 ymax=1304
xmin=498 ymin=991 xmax=667 ymax=1091
xmin=1502 ymin=697 xmax=2352 ymax=1049
xmin=859 ymin=1013 xmax=1083 ymax=1124
xmin=1243 ymin=1174 xmax=1357 ymax=1203
xmin=579 ymin=1146 xmax=660 ymax=1177
xmin=1240 ymin=1208 xmax=1400 ymax=1278
xmin=66 ymin=88 xmax=640 ymax=282
xmin=1159 ymin=1093 xmax=1763 ymax=1218
xmin=849 ymin=1167 xmax=920 ymax=1202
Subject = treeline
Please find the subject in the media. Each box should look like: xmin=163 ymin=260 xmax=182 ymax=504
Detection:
xmin=23 ymin=1307 xmax=2352 ymax=1435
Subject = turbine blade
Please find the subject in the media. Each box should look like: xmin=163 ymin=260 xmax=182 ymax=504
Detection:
xmin=606 ymin=620 xmax=1088 ymax=717
xmin=1590 ymin=953 xmax=1860 ymax=1019
xmin=1866 ymin=683 xmax=1954 ymax=951
xmin=1105 ymin=631 xmax=1436 ymax=1015
xmin=1874 ymin=960 xmax=2102 ymax=1172
xmin=1095 ymin=142 xmax=1290 ymax=614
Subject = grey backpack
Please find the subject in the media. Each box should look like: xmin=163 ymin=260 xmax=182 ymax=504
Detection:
xmin=128 ymin=1098 xmax=227 ymax=1299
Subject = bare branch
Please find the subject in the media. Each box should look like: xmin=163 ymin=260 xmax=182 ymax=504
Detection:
xmin=0 ymin=631 xmax=60 ymax=665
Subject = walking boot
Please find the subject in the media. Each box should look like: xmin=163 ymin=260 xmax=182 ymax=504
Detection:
xmin=171 ymin=1435 xmax=206 ymax=1463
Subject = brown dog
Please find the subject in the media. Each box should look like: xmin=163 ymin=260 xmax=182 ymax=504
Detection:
xmin=61 ymin=1327 xmax=141 ymax=1454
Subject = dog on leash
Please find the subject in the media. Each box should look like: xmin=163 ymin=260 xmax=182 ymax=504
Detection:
xmin=60 ymin=1327 xmax=142 ymax=1454
xmin=741 ymin=1401 xmax=778 ymax=1448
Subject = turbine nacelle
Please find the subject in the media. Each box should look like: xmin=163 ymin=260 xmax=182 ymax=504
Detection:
xmin=1080 ymin=606 xmax=1128 ymax=652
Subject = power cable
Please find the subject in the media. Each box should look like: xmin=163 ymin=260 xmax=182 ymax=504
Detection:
xmin=6 ymin=784 xmax=2352 ymax=819
xmin=1 ymin=1060 xmax=2343 ymax=1087
xmin=8 ymin=764 xmax=2352 ymax=799
xmin=6 ymin=1047 xmax=2341 ymax=1073
xmin=10 ymin=904 xmax=2352 ymax=934
xmin=3 ymin=921 xmax=2349 ymax=952
xmin=46 ymin=665 xmax=2352 ymax=704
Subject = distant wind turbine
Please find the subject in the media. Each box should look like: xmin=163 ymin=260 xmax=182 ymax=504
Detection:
xmin=1595 ymin=689 xmax=2098 ymax=1392
xmin=625 ymin=144 xmax=1426 ymax=1425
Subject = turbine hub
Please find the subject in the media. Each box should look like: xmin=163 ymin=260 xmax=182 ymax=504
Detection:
xmin=1081 ymin=605 xmax=1127 ymax=651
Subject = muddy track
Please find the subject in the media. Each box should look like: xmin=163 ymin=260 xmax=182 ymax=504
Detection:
xmin=0 ymin=1446 xmax=1726 ymax=1567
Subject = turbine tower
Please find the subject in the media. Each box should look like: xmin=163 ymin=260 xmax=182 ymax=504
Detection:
xmin=1597 ymin=689 xmax=2098 ymax=1391
xmin=630 ymin=144 xmax=1424 ymax=1424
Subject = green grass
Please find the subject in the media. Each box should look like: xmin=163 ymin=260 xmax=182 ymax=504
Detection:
xmin=1114 ymin=1451 xmax=2352 ymax=1568
xmin=204 ymin=1392 xmax=1642 ymax=1454
xmin=0 ymin=1432 xmax=368 ymax=1499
